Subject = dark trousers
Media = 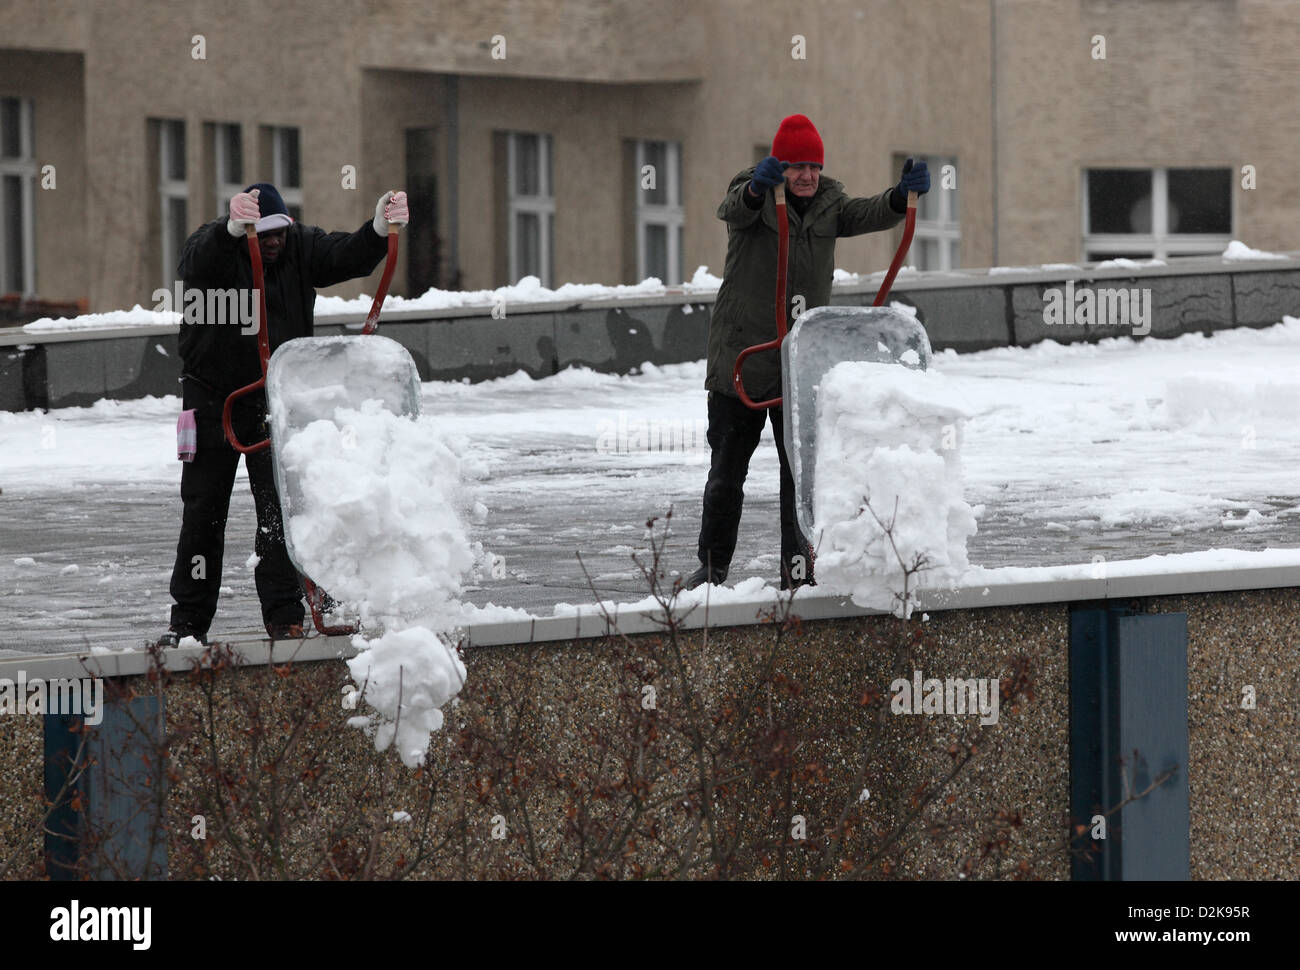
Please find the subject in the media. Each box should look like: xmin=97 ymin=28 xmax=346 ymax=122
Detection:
xmin=168 ymin=380 xmax=304 ymax=636
xmin=696 ymin=390 xmax=812 ymax=586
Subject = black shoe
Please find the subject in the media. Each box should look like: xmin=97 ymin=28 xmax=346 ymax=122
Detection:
xmin=685 ymin=564 xmax=727 ymax=590
xmin=155 ymin=627 xmax=207 ymax=648
xmin=265 ymin=622 xmax=306 ymax=641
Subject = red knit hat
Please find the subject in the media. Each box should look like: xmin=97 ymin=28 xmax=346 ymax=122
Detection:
xmin=771 ymin=114 xmax=824 ymax=167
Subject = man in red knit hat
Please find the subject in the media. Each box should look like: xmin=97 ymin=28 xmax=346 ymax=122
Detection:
xmin=688 ymin=113 xmax=929 ymax=591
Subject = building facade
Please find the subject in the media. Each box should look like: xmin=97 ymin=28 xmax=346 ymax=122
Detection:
xmin=1 ymin=0 xmax=1296 ymax=314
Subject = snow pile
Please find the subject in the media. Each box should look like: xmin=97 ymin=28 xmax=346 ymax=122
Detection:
xmin=279 ymin=399 xmax=479 ymax=625
xmin=1163 ymin=372 xmax=1300 ymax=426
xmin=811 ymin=361 xmax=976 ymax=616
xmin=23 ymin=305 xmax=180 ymax=333
xmin=275 ymin=378 xmax=481 ymax=768
xmin=343 ymin=626 xmax=464 ymax=767
xmin=314 ymin=266 xmax=724 ymax=317
xmin=987 ymin=263 xmax=1081 ymax=275
xmin=833 ymin=266 xmax=918 ymax=286
xmin=552 ymin=575 xmax=778 ymax=619
xmin=1092 ymin=257 xmax=1166 ymax=269
xmin=1221 ymin=240 xmax=1288 ymax=261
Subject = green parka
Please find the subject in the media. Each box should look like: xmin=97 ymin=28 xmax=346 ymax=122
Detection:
xmin=706 ymin=167 xmax=904 ymax=401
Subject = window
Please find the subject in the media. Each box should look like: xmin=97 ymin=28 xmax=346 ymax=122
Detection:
xmin=405 ymin=126 xmax=440 ymax=294
xmin=1083 ymin=167 xmax=1232 ymax=261
xmin=210 ymin=122 xmax=243 ymax=219
xmin=915 ymin=157 xmax=959 ymax=271
xmin=506 ymin=132 xmax=554 ymax=286
xmin=635 ymin=140 xmax=684 ymax=285
xmin=155 ymin=118 xmax=188 ymax=286
xmin=0 ymin=97 xmax=36 ymax=295
xmin=268 ymin=126 xmax=302 ymax=221
xmin=896 ymin=153 xmax=959 ymax=271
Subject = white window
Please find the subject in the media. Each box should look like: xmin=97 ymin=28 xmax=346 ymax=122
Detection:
xmin=0 ymin=97 xmax=36 ymax=296
xmin=211 ymin=122 xmax=243 ymax=219
xmin=269 ymin=126 xmax=302 ymax=221
xmin=506 ymin=132 xmax=554 ymax=287
xmin=910 ymin=155 xmax=959 ymax=271
xmin=157 ymin=119 xmax=188 ymax=285
xmin=635 ymin=140 xmax=684 ymax=285
xmin=1083 ymin=167 xmax=1232 ymax=261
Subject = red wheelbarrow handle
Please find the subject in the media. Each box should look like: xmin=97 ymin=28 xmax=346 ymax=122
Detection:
xmin=733 ymin=182 xmax=790 ymax=409
xmin=223 ymin=224 xmax=272 ymax=454
xmin=874 ymin=190 xmax=918 ymax=307
xmin=732 ymin=182 xmax=919 ymax=410
xmin=362 ymin=224 xmax=400 ymax=335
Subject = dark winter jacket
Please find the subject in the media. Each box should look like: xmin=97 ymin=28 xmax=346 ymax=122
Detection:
xmin=177 ymin=218 xmax=389 ymax=398
xmin=706 ymin=167 xmax=904 ymax=401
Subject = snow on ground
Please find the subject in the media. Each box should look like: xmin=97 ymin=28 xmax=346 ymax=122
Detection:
xmin=21 ymin=267 xmax=725 ymax=333
xmin=986 ymin=263 xmax=1081 ymax=275
xmin=5 ymin=318 xmax=1300 ymax=652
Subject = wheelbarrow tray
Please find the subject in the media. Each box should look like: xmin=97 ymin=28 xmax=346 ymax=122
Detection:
xmin=264 ymin=334 xmax=422 ymax=574
xmin=781 ymin=304 xmax=932 ymax=541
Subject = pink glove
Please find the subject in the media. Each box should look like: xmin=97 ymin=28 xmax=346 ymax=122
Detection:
xmin=177 ymin=408 xmax=197 ymax=461
xmin=226 ymin=188 xmax=261 ymax=237
xmin=373 ymin=190 xmax=409 ymax=234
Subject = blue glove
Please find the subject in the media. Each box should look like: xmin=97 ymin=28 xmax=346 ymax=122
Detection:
xmin=897 ymin=157 xmax=930 ymax=196
xmin=751 ymin=155 xmax=789 ymax=193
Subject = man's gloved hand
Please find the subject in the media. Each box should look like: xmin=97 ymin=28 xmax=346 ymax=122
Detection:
xmin=750 ymin=155 xmax=788 ymax=195
xmin=226 ymin=188 xmax=261 ymax=237
xmin=896 ymin=157 xmax=930 ymax=197
xmin=373 ymin=190 xmax=409 ymax=235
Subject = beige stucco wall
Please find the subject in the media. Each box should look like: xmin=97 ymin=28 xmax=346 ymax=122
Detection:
xmin=0 ymin=51 xmax=86 ymax=304
xmin=2 ymin=0 xmax=1299 ymax=312
xmin=992 ymin=0 xmax=1299 ymax=264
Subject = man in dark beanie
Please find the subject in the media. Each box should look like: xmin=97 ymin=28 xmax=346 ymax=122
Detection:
xmin=688 ymin=114 xmax=929 ymax=591
xmin=156 ymin=183 xmax=409 ymax=646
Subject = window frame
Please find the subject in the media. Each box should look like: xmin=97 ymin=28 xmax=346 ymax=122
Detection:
xmin=1082 ymin=166 xmax=1234 ymax=261
xmin=903 ymin=153 xmax=959 ymax=272
xmin=0 ymin=97 xmax=37 ymax=296
xmin=634 ymin=139 xmax=685 ymax=285
xmin=211 ymin=122 xmax=244 ymax=220
xmin=506 ymin=131 xmax=555 ymax=287
xmin=157 ymin=118 xmax=188 ymax=287
xmin=270 ymin=126 xmax=303 ymax=221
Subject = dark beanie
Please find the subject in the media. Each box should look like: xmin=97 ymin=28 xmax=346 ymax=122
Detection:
xmin=244 ymin=182 xmax=294 ymax=232
xmin=771 ymin=114 xmax=824 ymax=167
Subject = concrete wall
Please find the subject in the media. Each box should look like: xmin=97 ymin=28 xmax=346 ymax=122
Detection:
xmin=4 ymin=259 xmax=1299 ymax=411
xmin=2 ymin=584 xmax=1296 ymax=879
